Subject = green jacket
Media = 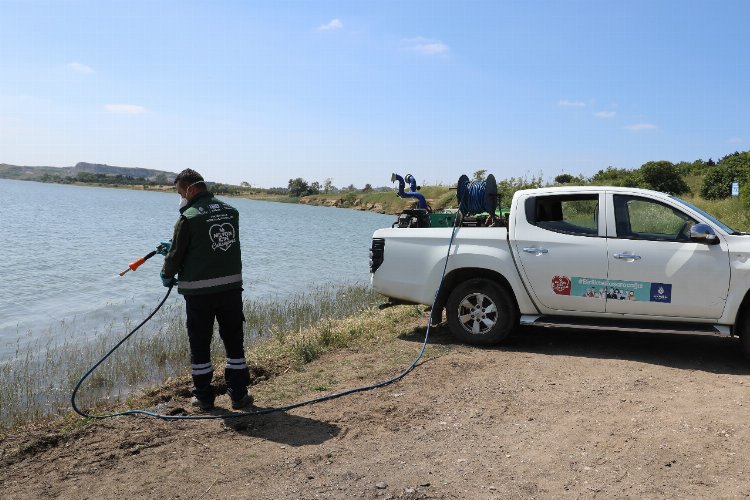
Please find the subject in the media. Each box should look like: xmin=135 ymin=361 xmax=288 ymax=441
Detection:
xmin=162 ymin=191 xmax=243 ymax=295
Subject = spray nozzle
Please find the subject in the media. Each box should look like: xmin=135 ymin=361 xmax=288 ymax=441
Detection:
xmin=118 ymin=244 xmax=165 ymax=277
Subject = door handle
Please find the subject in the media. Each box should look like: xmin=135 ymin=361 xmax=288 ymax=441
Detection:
xmin=523 ymin=247 xmax=549 ymax=255
xmin=613 ymin=252 xmax=641 ymax=261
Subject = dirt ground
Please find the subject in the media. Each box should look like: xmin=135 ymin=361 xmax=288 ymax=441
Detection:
xmin=3 ymin=318 xmax=750 ymax=499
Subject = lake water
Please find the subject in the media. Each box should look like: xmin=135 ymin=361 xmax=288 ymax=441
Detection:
xmin=0 ymin=179 xmax=394 ymax=360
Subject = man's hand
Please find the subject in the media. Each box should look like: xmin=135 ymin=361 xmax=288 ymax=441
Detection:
xmin=157 ymin=240 xmax=172 ymax=256
xmin=160 ymin=271 xmax=177 ymax=287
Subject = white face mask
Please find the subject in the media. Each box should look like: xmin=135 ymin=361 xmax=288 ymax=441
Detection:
xmin=177 ymin=181 xmax=202 ymax=209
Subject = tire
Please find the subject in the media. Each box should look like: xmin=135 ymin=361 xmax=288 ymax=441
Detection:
xmin=446 ymin=278 xmax=518 ymax=346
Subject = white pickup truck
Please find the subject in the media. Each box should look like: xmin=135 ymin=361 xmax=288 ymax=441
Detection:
xmin=370 ymin=185 xmax=750 ymax=357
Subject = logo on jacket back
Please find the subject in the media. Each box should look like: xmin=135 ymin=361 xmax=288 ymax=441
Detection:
xmin=209 ymin=223 xmax=236 ymax=251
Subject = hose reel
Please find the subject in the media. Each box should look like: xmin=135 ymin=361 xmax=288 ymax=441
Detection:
xmin=456 ymin=174 xmax=498 ymax=216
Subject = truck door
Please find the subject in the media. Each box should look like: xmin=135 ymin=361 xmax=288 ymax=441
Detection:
xmin=513 ymin=192 xmax=608 ymax=313
xmin=605 ymin=193 xmax=730 ymax=319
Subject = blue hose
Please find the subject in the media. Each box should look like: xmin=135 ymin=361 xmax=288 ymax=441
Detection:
xmin=456 ymin=174 xmax=498 ymax=216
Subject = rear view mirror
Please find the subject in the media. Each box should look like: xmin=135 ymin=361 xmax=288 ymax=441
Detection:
xmin=689 ymin=223 xmax=719 ymax=244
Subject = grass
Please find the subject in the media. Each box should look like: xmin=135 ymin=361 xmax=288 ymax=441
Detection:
xmin=682 ymin=194 xmax=750 ymax=232
xmin=0 ymin=283 xmax=385 ymax=431
xmin=248 ymin=304 xmax=432 ymax=405
xmin=299 ymin=188 xmax=460 ymax=214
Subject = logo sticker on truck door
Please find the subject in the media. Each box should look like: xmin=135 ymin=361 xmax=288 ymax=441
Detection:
xmin=649 ymin=283 xmax=672 ymax=303
xmin=553 ymin=276 xmax=672 ymax=303
xmin=551 ymin=276 xmax=572 ymax=295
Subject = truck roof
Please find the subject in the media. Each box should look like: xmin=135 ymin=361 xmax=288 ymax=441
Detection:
xmin=513 ymin=185 xmax=674 ymax=199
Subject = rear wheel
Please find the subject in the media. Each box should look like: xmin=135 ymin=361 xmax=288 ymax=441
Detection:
xmin=446 ymin=278 xmax=518 ymax=346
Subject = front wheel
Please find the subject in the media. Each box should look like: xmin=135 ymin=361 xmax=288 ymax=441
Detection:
xmin=446 ymin=279 xmax=518 ymax=346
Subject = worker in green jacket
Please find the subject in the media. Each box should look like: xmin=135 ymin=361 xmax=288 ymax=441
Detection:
xmin=160 ymin=168 xmax=251 ymax=411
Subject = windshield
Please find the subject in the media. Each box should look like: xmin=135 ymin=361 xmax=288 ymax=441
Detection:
xmin=670 ymin=196 xmax=737 ymax=234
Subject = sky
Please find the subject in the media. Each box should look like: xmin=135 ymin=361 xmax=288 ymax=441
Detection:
xmin=1 ymin=1 xmax=749 ymax=189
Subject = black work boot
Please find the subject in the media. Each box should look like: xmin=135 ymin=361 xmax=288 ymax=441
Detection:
xmin=231 ymin=393 xmax=254 ymax=410
xmin=190 ymin=396 xmax=215 ymax=411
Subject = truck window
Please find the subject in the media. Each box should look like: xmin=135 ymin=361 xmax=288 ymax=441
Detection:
xmin=525 ymin=195 xmax=599 ymax=236
xmin=613 ymin=195 xmax=696 ymax=241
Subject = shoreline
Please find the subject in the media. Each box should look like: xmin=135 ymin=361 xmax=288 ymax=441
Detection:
xmin=0 ymin=176 xmax=409 ymax=215
xmin=0 ymin=284 xmax=385 ymax=431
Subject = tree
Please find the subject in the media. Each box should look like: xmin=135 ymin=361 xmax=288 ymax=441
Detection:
xmin=240 ymin=181 xmax=250 ymax=187
xmin=700 ymin=152 xmax=750 ymax=200
xmin=323 ymin=178 xmax=333 ymax=194
xmin=154 ymin=173 xmax=168 ymax=185
xmin=287 ymin=177 xmax=310 ymax=197
xmin=639 ymin=161 xmax=689 ymax=195
xmin=472 ymin=169 xmax=487 ymax=181
xmin=362 ymin=183 xmax=373 ymax=192
xmin=309 ymin=181 xmax=321 ymax=195
xmin=76 ymin=171 xmax=95 ymax=182
xmin=554 ymin=173 xmax=574 ymax=184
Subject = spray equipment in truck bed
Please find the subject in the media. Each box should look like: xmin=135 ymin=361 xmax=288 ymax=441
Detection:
xmin=390 ymin=172 xmax=505 ymax=228
xmin=392 ymin=173 xmax=432 ymax=228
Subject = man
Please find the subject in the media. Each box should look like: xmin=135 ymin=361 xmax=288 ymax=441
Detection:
xmin=160 ymin=169 xmax=252 ymax=411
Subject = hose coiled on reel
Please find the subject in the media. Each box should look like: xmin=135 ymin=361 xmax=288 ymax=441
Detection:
xmin=456 ymin=174 xmax=498 ymax=216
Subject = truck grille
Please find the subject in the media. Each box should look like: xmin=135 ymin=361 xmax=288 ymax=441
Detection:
xmin=370 ymin=238 xmax=385 ymax=273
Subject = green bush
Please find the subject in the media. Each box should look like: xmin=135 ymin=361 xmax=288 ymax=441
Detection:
xmin=639 ymin=161 xmax=689 ymax=195
xmin=590 ymin=166 xmax=642 ymax=187
xmin=676 ymin=159 xmax=712 ymax=177
xmin=699 ymin=152 xmax=750 ymax=200
xmin=496 ymin=173 xmax=543 ymax=206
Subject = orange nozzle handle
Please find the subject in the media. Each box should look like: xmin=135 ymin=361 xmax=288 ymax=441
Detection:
xmin=128 ymin=256 xmax=147 ymax=271
xmin=118 ymin=246 xmax=164 ymax=277
xmin=120 ymin=249 xmax=158 ymax=276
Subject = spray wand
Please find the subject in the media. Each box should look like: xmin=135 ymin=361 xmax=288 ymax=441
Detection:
xmin=118 ymin=243 xmax=168 ymax=277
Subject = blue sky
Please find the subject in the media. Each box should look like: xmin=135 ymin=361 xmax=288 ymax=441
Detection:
xmin=1 ymin=1 xmax=748 ymax=188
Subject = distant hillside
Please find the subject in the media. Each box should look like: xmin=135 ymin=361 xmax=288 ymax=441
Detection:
xmin=0 ymin=162 xmax=177 ymax=182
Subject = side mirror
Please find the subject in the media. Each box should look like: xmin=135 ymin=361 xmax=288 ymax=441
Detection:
xmin=689 ymin=223 xmax=719 ymax=244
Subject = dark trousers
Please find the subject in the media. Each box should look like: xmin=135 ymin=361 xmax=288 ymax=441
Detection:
xmin=184 ymin=288 xmax=250 ymax=402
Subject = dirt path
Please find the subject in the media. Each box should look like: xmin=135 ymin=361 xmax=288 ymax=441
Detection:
xmin=3 ymin=320 xmax=750 ymax=499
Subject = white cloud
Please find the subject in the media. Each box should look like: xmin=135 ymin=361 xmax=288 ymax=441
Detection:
xmin=727 ymin=137 xmax=743 ymax=144
xmin=594 ymin=111 xmax=616 ymax=118
xmin=68 ymin=62 xmax=94 ymax=74
xmin=104 ymin=104 xmax=146 ymax=114
xmin=558 ymin=100 xmax=586 ymax=107
xmin=318 ymin=19 xmax=343 ymax=31
xmin=624 ymin=123 xmax=657 ymax=131
xmin=402 ymin=37 xmax=449 ymax=55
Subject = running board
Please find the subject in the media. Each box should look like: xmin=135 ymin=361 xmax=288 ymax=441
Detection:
xmin=520 ymin=315 xmax=732 ymax=337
